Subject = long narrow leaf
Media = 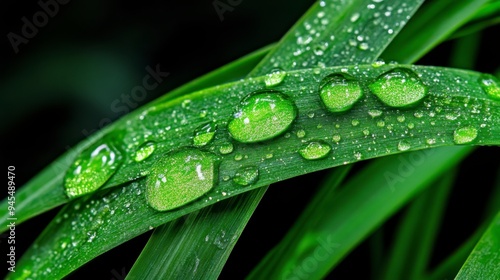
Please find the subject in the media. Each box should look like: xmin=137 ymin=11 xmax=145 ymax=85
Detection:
xmin=10 ymin=63 xmax=500 ymax=278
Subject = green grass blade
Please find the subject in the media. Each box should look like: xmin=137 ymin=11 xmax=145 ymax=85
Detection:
xmin=247 ymin=165 xmax=352 ymax=278
xmin=127 ymin=0 xmax=425 ymax=278
xmin=427 ymin=220 xmax=489 ymax=280
xmin=0 ymin=44 xmax=272 ymax=226
xmin=125 ymin=188 xmax=266 ymax=280
xmin=449 ymin=33 xmax=480 ymax=70
xmin=382 ymin=0 xmax=490 ymax=63
xmin=250 ymin=147 xmax=472 ymax=279
xmin=455 ymin=211 xmax=500 ymax=279
xmin=251 ymin=0 xmax=424 ymax=75
xmin=449 ymin=0 xmax=500 ymax=40
xmin=380 ymin=170 xmax=456 ymax=280
xmin=8 ymin=63 xmax=500 ymax=278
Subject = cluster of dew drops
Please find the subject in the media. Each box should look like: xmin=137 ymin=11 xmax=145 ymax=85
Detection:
xmin=62 ymin=66 xmax=500 ymax=214
xmin=24 ymin=65 xmax=498 ymax=278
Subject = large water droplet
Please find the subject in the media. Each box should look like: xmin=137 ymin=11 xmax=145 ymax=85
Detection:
xmin=319 ymin=73 xmax=364 ymax=113
xmin=479 ymin=74 xmax=500 ymax=100
xmin=134 ymin=141 xmax=156 ymax=162
xmin=193 ymin=123 xmax=217 ymax=147
xmin=146 ymin=148 xmax=218 ymax=211
xmin=299 ymin=141 xmax=331 ymax=160
xmin=64 ymin=140 xmax=123 ymax=198
xmin=265 ymin=68 xmax=286 ymax=87
xmin=369 ymin=68 xmax=427 ymax=108
xmin=228 ymin=90 xmax=297 ymax=143
xmin=453 ymin=126 xmax=478 ymax=144
xmin=233 ymin=166 xmax=259 ymax=186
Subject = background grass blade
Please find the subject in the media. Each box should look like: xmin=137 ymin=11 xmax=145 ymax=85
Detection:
xmin=252 ymin=0 xmax=424 ymax=75
xmin=382 ymin=0 xmax=490 ymax=63
xmin=248 ymin=147 xmax=471 ymax=279
xmin=8 ymin=63 xmax=500 ymax=279
xmin=455 ymin=211 xmax=500 ymax=279
xmin=380 ymin=169 xmax=455 ymax=280
xmin=125 ymin=188 xmax=266 ymax=280
xmin=126 ymin=0 xmax=425 ymax=278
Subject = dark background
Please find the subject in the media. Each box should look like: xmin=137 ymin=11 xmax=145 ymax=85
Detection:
xmin=1 ymin=0 xmax=499 ymax=279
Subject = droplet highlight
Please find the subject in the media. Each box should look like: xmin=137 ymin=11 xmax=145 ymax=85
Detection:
xmin=369 ymin=68 xmax=427 ymax=108
xmin=228 ymin=90 xmax=297 ymax=143
xmin=319 ymin=73 xmax=364 ymax=113
xmin=146 ymin=148 xmax=218 ymax=211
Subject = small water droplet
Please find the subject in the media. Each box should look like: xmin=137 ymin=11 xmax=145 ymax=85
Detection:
xmin=426 ymin=138 xmax=436 ymax=145
xmin=319 ymin=73 xmax=364 ymax=113
xmin=233 ymin=166 xmax=259 ymax=186
xmin=369 ymin=68 xmax=428 ymax=108
xmin=299 ymin=141 xmax=331 ymax=160
xmin=296 ymin=129 xmax=306 ymax=138
xmin=134 ymin=141 xmax=156 ymax=162
xmin=372 ymin=59 xmax=385 ymax=68
xmin=397 ymin=116 xmax=405 ymax=122
xmin=146 ymin=148 xmax=219 ymax=211
xmin=397 ymin=140 xmax=411 ymax=151
xmin=453 ymin=126 xmax=478 ymax=144
xmin=193 ymin=123 xmax=217 ymax=147
xmin=351 ymin=119 xmax=360 ymax=126
xmin=234 ymin=153 xmax=243 ymax=161
xmin=479 ymin=74 xmax=500 ymax=100
xmin=368 ymin=109 xmax=383 ymax=117
xmin=219 ymin=143 xmax=234 ymax=155
xmin=265 ymin=68 xmax=287 ymax=87
xmin=332 ymin=135 xmax=341 ymax=142
xmin=363 ymin=129 xmax=370 ymax=136
xmin=64 ymin=138 xmax=123 ymax=198
xmin=228 ymin=90 xmax=297 ymax=143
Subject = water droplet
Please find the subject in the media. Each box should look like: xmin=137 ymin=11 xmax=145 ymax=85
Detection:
xmin=64 ymin=139 xmax=123 ymax=198
xmin=299 ymin=141 xmax=331 ymax=160
xmin=453 ymin=126 xmax=478 ymax=144
xmin=319 ymin=73 xmax=364 ymax=113
xmin=134 ymin=142 xmax=156 ymax=162
xmin=193 ymin=123 xmax=217 ymax=147
xmin=296 ymin=129 xmax=306 ymax=138
xmin=369 ymin=68 xmax=428 ymax=108
xmin=228 ymin=90 xmax=297 ymax=143
xmin=363 ymin=129 xmax=370 ymax=136
xmin=397 ymin=116 xmax=405 ymax=122
xmin=146 ymin=148 xmax=218 ymax=211
xmin=479 ymin=74 xmax=500 ymax=100
xmin=219 ymin=143 xmax=234 ymax=155
xmin=397 ymin=140 xmax=411 ymax=151
xmin=265 ymin=69 xmax=286 ymax=87
xmin=234 ymin=153 xmax=243 ymax=161
xmin=351 ymin=119 xmax=360 ymax=126
xmin=233 ymin=166 xmax=259 ymax=186
xmin=368 ymin=109 xmax=383 ymax=117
